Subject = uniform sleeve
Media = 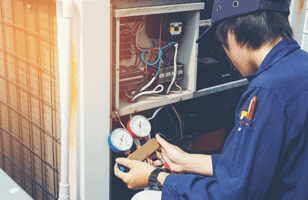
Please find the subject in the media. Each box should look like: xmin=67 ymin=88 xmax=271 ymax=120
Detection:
xmin=161 ymin=87 xmax=287 ymax=200
xmin=211 ymin=154 xmax=221 ymax=178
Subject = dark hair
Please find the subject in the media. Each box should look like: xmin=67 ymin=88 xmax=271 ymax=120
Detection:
xmin=215 ymin=11 xmax=293 ymax=50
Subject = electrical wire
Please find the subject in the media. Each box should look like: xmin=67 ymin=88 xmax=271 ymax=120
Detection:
xmin=133 ymin=19 xmax=145 ymax=35
xmin=170 ymin=81 xmax=182 ymax=93
xmin=148 ymin=106 xmax=164 ymax=121
xmin=113 ymin=110 xmax=139 ymax=147
xmin=139 ymin=51 xmax=163 ymax=92
xmin=166 ymin=43 xmax=178 ymax=94
xmin=140 ymin=42 xmax=177 ymax=93
xmin=164 ymin=106 xmax=181 ymax=139
xmin=122 ymin=17 xmax=179 ymax=101
xmin=123 ymin=87 xmax=133 ymax=98
xmin=132 ymin=84 xmax=164 ymax=101
xmin=159 ymin=15 xmax=163 ymax=63
xmin=173 ymin=105 xmax=185 ymax=130
xmin=144 ymin=50 xmax=152 ymax=74
xmin=133 ymin=22 xmax=155 ymax=59
xmin=120 ymin=88 xmax=132 ymax=103
xmin=126 ymin=53 xmax=152 ymax=102
xmin=131 ymin=19 xmax=141 ymax=33
xmin=134 ymin=52 xmax=139 ymax=67
xmin=123 ymin=66 xmax=130 ymax=72
xmin=171 ymin=104 xmax=185 ymax=131
xmin=114 ymin=110 xmax=127 ymax=131
xmin=120 ymin=18 xmax=157 ymax=102
xmin=141 ymin=44 xmax=177 ymax=67
xmin=171 ymin=105 xmax=183 ymax=140
xmin=134 ymin=33 xmax=156 ymax=63
xmin=126 ymin=17 xmax=156 ymax=63
xmin=120 ymin=21 xmax=136 ymax=27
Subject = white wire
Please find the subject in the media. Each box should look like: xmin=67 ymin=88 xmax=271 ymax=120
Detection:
xmin=141 ymin=43 xmax=178 ymax=92
xmin=142 ymin=43 xmax=179 ymax=121
xmin=140 ymin=76 xmax=156 ymax=92
xmin=148 ymin=106 xmax=164 ymax=121
xmin=133 ymin=20 xmax=145 ymax=35
xmin=132 ymin=84 xmax=164 ymax=101
xmin=146 ymin=44 xmax=178 ymax=121
xmin=166 ymin=43 xmax=178 ymax=94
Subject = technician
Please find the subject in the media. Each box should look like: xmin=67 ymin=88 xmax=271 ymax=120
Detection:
xmin=115 ymin=0 xmax=308 ymax=199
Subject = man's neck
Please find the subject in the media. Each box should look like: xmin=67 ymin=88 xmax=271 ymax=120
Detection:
xmin=248 ymin=36 xmax=284 ymax=70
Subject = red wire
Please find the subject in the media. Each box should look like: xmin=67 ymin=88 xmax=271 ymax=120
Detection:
xmin=120 ymin=88 xmax=132 ymax=103
xmin=163 ymin=162 xmax=173 ymax=174
xmin=123 ymin=66 xmax=130 ymax=72
xmin=130 ymin=19 xmax=158 ymax=64
xmin=133 ymin=32 xmax=156 ymax=63
xmin=134 ymin=53 xmax=139 ymax=67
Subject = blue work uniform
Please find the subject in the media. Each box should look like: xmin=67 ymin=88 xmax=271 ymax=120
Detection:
xmin=162 ymin=37 xmax=308 ymax=199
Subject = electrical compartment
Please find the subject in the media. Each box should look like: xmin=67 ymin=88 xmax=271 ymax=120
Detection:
xmin=112 ymin=3 xmax=204 ymax=117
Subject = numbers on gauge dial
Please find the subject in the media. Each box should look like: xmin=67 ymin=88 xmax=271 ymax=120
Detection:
xmin=110 ymin=128 xmax=133 ymax=152
xmin=130 ymin=115 xmax=151 ymax=138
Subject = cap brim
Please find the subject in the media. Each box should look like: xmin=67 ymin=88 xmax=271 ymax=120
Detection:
xmin=196 ymin=23 xmax=217 ymax=44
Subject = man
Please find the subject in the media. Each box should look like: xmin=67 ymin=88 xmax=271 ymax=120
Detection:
xmin=115 ymin=0 xmax=308 ymax=199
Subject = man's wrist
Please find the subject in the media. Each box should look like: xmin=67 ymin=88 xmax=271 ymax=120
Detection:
xmin=181 ymin=154 xmax=213 ymax=176
xmin=181 ymin=152 xmax=191 ymax=172
xmin=157 ymin=171 xmax=169 ymax=186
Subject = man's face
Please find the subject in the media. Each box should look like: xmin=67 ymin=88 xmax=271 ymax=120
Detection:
xmin=223 ymin=32 xmax=257 ymax=77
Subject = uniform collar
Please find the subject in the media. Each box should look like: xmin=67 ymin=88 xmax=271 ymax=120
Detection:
xmin=245 ymin=37 xmax=300 ymax=82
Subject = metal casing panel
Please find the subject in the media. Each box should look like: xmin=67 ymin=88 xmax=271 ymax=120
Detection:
xmin=112 ymin=0 xmax=203 ymax=9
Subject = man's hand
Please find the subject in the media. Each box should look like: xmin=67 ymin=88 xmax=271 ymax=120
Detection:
xmin=153 ymin=133 xmax=189 ymax=173
xmin=154 ymin=133 xmax=214 ymax=176
xmin=114 ymin=158 xmax=156 ymax=190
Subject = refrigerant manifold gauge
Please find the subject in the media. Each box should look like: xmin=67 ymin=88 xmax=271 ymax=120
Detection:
xmin=108 ymin=128 xmax=133 ymax=153
xmin=127 ymin=115 xmax=151 ymax=139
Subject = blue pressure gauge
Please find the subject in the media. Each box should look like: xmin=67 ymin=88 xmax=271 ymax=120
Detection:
xmin=108 ymin=128 xmax=133 ymax=153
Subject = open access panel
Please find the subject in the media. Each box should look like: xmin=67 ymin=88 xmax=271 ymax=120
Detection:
xmin=112 ymin=3 xmax=205 ymax=117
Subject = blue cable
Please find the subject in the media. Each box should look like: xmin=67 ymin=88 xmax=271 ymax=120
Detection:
xmin=141 ymin=50 xmax=162 ymax=66
xmin=141 ymin=42 xmax=177 ymax=78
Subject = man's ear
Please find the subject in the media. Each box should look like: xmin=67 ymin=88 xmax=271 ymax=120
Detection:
xmin=222 ymin=44 xmax=229 ymax=51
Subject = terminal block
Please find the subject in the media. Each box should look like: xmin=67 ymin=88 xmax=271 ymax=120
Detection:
xmin=149 ymin=62 xmax=184 ymax=84
xmin=119 ymin=69 xmax=144 ymax=87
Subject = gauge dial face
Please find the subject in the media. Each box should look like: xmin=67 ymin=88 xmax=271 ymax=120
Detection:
xmin=110 ymin=128 xmax=133 ymax=152
xmin=129 ymin=115 xmax=151 ymax=138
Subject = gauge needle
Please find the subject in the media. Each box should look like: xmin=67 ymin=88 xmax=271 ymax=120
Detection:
xmin=138 ymin=123 xmax=141 ymax=134
xmin=119 ymin=135 xmax=124 ymax=148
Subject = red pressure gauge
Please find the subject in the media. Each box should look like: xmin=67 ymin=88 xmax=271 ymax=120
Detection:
xmin=127 ymin=115 xmax=151 ymax=139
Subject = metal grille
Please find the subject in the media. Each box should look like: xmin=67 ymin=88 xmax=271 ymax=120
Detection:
xmin=0 ymin=0 xmax=60 ymax=199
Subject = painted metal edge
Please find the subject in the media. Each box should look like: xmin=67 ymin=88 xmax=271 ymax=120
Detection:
xmin=193 ymin=79 xmax=249 ymax=98
xmin=114 ymin=2 xmax=205 ymax=18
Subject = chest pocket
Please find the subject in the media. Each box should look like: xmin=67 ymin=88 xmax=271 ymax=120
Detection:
xmin=222 ymin=115 xmax=255 ymax=177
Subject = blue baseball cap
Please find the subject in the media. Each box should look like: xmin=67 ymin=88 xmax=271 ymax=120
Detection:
xmin=196 ymin=0 xmax=290 ymax=44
